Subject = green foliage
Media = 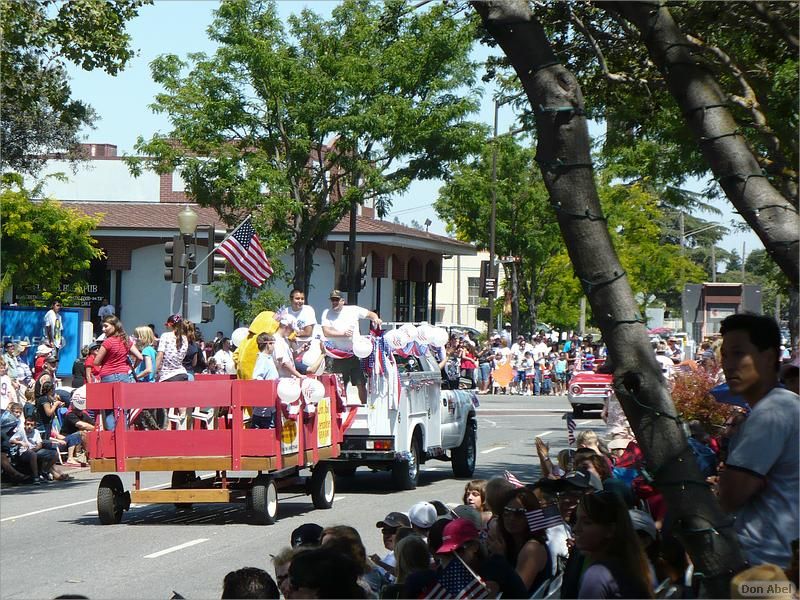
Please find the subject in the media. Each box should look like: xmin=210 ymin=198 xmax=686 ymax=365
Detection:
xmin=209 ymin=272 xmax=285 ymax=325
xmin=1 ymin=0 xmax=150 ymax=174
xmin=743 ymin=248 xmax=792 ymax=321
xmin=130 ymin=0 xmax=484 ymax=291
xmin=435 ymin=135 xmax=562 ymax=330
xmin=0 ymin=174 xmax=104 ymax=302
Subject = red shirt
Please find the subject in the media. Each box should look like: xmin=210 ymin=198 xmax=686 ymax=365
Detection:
xmin=34 ymin=355 xmax=46 ymax=380
xmin=98 ymin=336 xmax=132 ymax=377
xmin=85 ymin=354 xmax=101 ymax=382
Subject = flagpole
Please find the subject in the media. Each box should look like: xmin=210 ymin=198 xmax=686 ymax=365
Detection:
xmin=188 ymin=214 xmax=252 ymax=276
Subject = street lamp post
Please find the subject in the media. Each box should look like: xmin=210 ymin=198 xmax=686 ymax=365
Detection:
xmin=177 ymin=205 xmax=199 ymax=318
xmin=488 ymin=99 xmax=500 ymax=339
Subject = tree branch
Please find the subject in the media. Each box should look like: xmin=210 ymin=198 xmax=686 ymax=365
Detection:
xmin=747 ymin=1 xmax=799 ymax=51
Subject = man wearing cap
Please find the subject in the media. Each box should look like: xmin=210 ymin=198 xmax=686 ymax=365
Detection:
xmin=408 ymin=501 xmax=437 ymax=539
xmin=320 ymin=290 xmax=381 ymax=405
xmin=290 ymin=523 xmax=323 ymax=548
xmin=436 ymin=518 xmax=527 ymax=599
xmin=372 ymin=512 xmax=411 ymax=580
xmin=13 ymin=341 xmax=32 ymax=399
xmin=60 ymin=385 xmax=95 ymax=466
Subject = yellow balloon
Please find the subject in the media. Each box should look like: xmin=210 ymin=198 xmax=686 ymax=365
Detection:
xmin=234 ymin=310 xmax=280 ymax=380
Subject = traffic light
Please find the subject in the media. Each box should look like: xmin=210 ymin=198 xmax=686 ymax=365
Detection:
xmin=359 ymin=257 xmax=368 ymax=291
xmin=164 ymin=235 xmax=184 ymax=283
xmin=207 ymin=228 xmax=228 ymax=283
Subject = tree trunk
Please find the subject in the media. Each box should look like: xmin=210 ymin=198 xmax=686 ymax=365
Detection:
xmin=472 ymin=2 xmax=747 ymax=596
xmin=292 ymin=237 xmax=315 ymax=294
xmin=603 ymin=1 xmax=800 ymax=290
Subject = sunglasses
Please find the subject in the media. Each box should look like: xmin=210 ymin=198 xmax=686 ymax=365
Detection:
xmin=330 ymin=297 xmax=342 ymax=302
xmin=381 ymin=527 xmax=398 ymax=535
xmin=503 ymin=506 xmax=527 ymax=516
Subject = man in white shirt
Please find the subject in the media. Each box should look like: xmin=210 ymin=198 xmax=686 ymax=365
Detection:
xmin=654 ymin=344 xmax=674 ymax=379
xmin=286 ymin=289 xmax=317 ymax=341
xmin=666 ymin=337 xmax=684 ymax=364
xmin=43 ymin=300 xmax=64 ymax=358
xmin=320 ymin=289 xmax=381 ymax=404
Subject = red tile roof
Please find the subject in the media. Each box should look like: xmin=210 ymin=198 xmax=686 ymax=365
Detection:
xmin=60 ymin=202 xmax=224 ymax=229
xmin=61 ymin=202 xmax=472 ymax=250
xmin=332 ymin=215 xmax=471 ymax=249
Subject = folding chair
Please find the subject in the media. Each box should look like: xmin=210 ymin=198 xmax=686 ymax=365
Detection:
xmin=543 ymin=573 xmax=563 ymax=599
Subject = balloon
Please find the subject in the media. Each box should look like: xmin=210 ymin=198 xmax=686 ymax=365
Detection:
xmin=231 ymin=327 xmax=250 ymax=348
xmin=301 ymin=378 xmax=325 ymax=404
xmin=400 ymin=323 xmax=418 ymax=342
xmin=277 ymin=378 xmax=301 ymax=404
xmin=417 ymin=324 xmax=433 ymax=345
xmin=431 ymin=327 xmax=449 ymax=347
xmin=352 ymin=334 xmax=374 ymax=359
xmin=301 ymin=340 xmax=322 ymax=367
xmin=384 ymin=329 xmax=405 ymax=350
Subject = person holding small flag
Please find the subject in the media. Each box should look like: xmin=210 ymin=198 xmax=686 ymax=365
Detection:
xmin=494 ymin=487 xmax=554 ymax=595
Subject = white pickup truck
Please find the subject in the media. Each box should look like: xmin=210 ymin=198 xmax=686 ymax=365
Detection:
xmin=323 ymin=348 xmax=479 ymax=490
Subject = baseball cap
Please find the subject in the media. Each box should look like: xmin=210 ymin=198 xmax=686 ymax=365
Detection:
xmin=329 ymin=289 xmax=343 ymax=299
xmin=165 ymin=314 xmax=182 ymax=326
xmin=45 ymin=355 xmax=58 ymax=365
xmin=628 ymin=509 xmax=657 ymax=541
xmin=70 ymin=386 xmax=87 ymax=411
xmin=376 ymin=511 xmax=411 ymax=529
xmin=451 ymin=505 xmax=481 ymax=530
xmin=504 ymin=322 xmax=511 ymax=327
xmin=436 ymin=518 xmax=480 ymax=554
xmin=408 ymin=501 xmax=437 ymax=529
xmin=291 ymin=523 xmax=323 ymax=548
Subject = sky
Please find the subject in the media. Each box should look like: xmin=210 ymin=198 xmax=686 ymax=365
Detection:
xmin=65 ymin=0 xmax=762 ymax=265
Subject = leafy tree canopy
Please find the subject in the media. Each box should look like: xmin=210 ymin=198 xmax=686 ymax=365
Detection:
xmin=1 ymin=0 xmax=150 ymax=174
xmin=0 ymin=174 xmax=104 ymax=302
xmin=129 ymin=0 xmax=485 ymax=291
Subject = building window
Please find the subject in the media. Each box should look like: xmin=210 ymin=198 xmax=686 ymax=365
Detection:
xmin=394 ymin=280 xmax=410 ymax=322
xmin=468 ymin=277 xmax=480 ymax=305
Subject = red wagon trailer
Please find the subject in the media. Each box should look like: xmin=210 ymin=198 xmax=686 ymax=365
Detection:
xmin=85 ymin=375 xmax=343 ymax=525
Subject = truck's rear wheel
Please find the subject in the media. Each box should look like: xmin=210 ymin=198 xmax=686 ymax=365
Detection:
xmin=452 ymin=421 xmax=476 ymax=478
xmin=391 ymin=435 xmax=420 ymax=490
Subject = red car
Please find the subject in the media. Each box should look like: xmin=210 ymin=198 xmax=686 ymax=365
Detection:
xmin=568 ymin=371 xmax=613 ymax=417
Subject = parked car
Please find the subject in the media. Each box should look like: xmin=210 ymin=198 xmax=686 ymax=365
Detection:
xmin=567 ymin=371 xmax=613 ymax=417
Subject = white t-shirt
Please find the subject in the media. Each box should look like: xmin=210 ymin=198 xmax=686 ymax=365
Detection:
xmin=272 ymin=335 xmax=296 ymax=377
xmin=0 ymin=375 xmax=15 ymax=410
xmin=533 ymin=342 xmax=549 ymax=361
xmin=43 ymin=309 xmax=63 ymax=348
xmin=157 ymin=333 xmax=188 ymax=381
xmin=288 ymin=304 xmax=317 ymax=341
xmin=321 ymin=305 xmax=369 ymax=352
xmin=655 ymin=354 xmax=673 ymax=378
xmin=213 ymin=349 xmax=236 ymax=374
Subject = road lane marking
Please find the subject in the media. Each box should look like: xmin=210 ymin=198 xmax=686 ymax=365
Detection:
xmin=537 ymin=431 xmax=553 ymax=437
xmin=578 ymin=420 xmax=593 ymax=425
xmin=480 ymin=446 xmax=505 ymax=454
xmin=1 ymin=481 xmax=172 ymax=522
xmin=144 ymin=538 xmax=208 ymax=559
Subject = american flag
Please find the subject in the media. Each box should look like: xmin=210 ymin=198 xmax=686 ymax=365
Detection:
xmin=564 ymin=412 xmax=576 ymax=445
xmin=526 ymin=504 xmax=563 ymax=533
xmin=504 ymin=469 xmax=526 ymax=488
xmin=424 ymin=555 xmax=489 ymax=599
xmin=216 ymin=216 xmax=273 ymax=287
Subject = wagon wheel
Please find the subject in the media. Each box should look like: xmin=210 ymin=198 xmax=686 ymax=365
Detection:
xmin=310 ymin=463 xmax=335 ymax=509
xmin=251 ymin=475 xmax=278 ymax=525
xmin=171 ymin=470 xmax=197 ymax=511
xmin=97 ymin=474 xmax=126 ymax=525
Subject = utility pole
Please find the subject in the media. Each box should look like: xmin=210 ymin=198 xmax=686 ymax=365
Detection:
xmin=741 ymin=242 xmax=746 ymax=281
xmin=488 ymin=99 xmax=499 ymax=338
xmin=711 ymin=245 xmax=716 ymax=282
xmin=579 ymin=296 xmax=586 ymax=335
xmin=679 ymin=211 xmax=685 ymax=255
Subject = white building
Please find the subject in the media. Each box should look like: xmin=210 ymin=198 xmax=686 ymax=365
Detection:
xmin=22 ymin=144 xmax=476 ymax=337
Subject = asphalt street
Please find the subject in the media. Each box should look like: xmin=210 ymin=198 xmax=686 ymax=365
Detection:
xmin=0 ymin=393 xmax=605 ymax=599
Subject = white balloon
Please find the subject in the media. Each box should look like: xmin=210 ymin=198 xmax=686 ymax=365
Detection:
xmin=231 ymin=327 xmax=249 ymax=348
xmin=431 ymin=327 xmax=449 ymax=347
xmin=301 ymin=378 xmax=325 ymax=404
xmin=277 ymin=378 xmax=301 ymax=404
xmin=301 ymin=340 xmax=322 ymax=367
xmin=383 ymin=329 xmax=403 ymax=350
xmin=400 ymin=323 xmax=418 ymax=341
xmin=417 ymin=324 xmax=433 ymax=345
xmin=352 ymin=334 xmax=374 ymax=359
